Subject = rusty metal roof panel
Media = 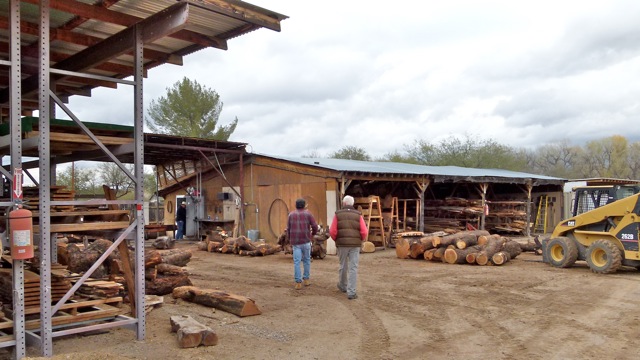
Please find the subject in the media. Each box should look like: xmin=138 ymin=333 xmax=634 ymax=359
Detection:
xmin=0 ymin=0 xmax=287 ymax=112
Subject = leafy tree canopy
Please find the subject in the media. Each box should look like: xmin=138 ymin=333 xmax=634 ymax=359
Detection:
xmin=146 ymin=77 xmax=237 ymax=140
xmin=329 ymin=146 xmax=371 ymax=161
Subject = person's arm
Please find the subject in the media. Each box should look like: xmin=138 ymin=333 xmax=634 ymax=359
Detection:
xmin=359 ymin=216 xmax=368 ymax=241
xmin=329 ymin=214 xmax=338 ymax=240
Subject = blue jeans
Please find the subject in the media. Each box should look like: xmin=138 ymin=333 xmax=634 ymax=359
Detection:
xmin=337 ymin=247 xmax=360 ymax=296
xmin=292 ymin=242 xmax=311 ymax=283
xmin=176 ymin=220 xmax=185 ymax=240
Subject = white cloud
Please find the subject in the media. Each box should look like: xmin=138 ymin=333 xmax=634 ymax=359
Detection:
xmin=61 ymin=0 xmax=640 ymax=160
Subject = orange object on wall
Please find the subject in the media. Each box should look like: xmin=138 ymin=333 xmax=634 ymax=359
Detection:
xmin=9 ymin=208 xmax=34 ymax=259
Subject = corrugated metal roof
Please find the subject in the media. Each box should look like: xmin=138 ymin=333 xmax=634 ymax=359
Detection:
xmin=0 ymin=0 xmax=287 ymax=112
xmin=259 ymin=154 xmax=565 ymax=184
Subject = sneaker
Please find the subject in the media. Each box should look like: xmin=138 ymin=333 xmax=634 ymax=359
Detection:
xmin=294 ymin=282 xmax=302 ymax=290
xmin=303 ymin=279 xmax=311 ymax=287
xmin=348 ymin=294 xmax=358 ymax=300
xmin=337 ymin=283 xmax=346 ymax=293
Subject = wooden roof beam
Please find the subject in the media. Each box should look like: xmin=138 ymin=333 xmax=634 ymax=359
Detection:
xmin=22 ymin=0 xmax=228 ymax=49
xmin=0 ymin=16 xmax=183 ymax=66
xmin=0 ymin=3 xmax=188 ymax=105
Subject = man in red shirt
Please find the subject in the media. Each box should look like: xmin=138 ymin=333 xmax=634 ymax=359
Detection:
xmin=287 ymin=198 xmax=318 ymax=290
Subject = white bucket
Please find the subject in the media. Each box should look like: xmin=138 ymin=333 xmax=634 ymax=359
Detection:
xmin=247 ymin=229 xmax=259 ymax=242
xmin=326 ymin=238 xmax=337 ymax=255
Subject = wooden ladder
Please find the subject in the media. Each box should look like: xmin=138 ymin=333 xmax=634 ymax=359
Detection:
xmin=534 ymin=195 xmax=548 ymax=234
xmin=386 ymin=197 xmax=400 ymax=241
xmin=355 ymin=196 xmax=386 ymax=247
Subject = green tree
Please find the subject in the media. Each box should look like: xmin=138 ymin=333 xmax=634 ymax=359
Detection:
xmin=579 ymin=135 xmax=629 ymax=178
xmin=100 ymin=162 xmax=135 ymax=198
xmin=401 ymin=135 xmax=527 ymax=171
xmin=329 ymin=146 xmax=371 ymax=161
xmin=146 ymin=77 xmax=238 ymax=140
xmin=530 ymin=140 xmax=582 ymax=178
xmin=56 ymin=165 xmax=100 ymax=195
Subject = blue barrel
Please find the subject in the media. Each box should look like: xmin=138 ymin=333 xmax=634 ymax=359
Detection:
xmin=247 ymin=229 xmax=260 ymax=242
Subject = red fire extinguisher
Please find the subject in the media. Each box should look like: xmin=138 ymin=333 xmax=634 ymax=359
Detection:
xmin=9 ymin=207 xmax=34 ymax=259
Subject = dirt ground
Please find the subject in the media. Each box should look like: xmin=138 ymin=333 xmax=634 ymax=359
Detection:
xmin=6 ymin=238 xmax=640 ymax=360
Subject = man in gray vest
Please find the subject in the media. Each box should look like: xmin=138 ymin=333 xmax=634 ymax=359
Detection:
xmin=329 ymin=195 xmax=368 ymax=299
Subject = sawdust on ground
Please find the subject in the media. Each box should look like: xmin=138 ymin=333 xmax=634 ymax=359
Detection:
xmin=6 ymin=238 xmax=640 ymax=360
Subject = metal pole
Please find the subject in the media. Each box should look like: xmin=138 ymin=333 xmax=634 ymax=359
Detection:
xmin=9 ymin=0 xmax=26 ymax=357
xmin=38 ymin=0 xmax=53 ymax=356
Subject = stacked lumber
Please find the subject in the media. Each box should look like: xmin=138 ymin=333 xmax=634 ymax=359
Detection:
xmin=0 ymin=268 xmax=73 ymax=309
xmin=423 ymin=198 xmax=483 ymax=232
xmin=397 ymin=230 xmax=526 ymax=266
xmin=21 ymin=185 xmax=75 ymax=211
xmin=485 ymin=201 xmax=529 ymax=234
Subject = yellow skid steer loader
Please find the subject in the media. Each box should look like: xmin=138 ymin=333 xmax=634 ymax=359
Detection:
xmin=541 ymin=192 xmax=640 ymax=273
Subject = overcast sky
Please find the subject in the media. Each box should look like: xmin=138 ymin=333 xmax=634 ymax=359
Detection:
xmin=63 ymin=0 xmax=640 ymax=160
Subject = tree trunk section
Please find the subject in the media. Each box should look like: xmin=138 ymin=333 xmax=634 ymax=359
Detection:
xmin=476 ymin=236 xmax=508 ymax=265
xmin=158 ymin=249 xmax=192 ymax=267
xmin=454 ymin=233 xmax=478 ymax=249
xmin=170 ymin=315 xmax=218 ymax=348
xmin=395 ymin=237 xmax=410 ymax=259
xmin=492 ymin=251 xmax=511 ymax=265
xmin=146 ymin=274 xmax=192 ymax=296
xmin=173 ymin=286 xmax=262 ymax=317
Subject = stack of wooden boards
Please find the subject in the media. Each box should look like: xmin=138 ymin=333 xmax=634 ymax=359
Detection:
xmin=395 ymin=230 xmax=539 ymax=266
xmin=0 ymin=185 xmax=131 ymax=235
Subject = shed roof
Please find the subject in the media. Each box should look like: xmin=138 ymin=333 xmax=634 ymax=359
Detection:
xmin=259 ymin=154 xmax=565 ymax=186
xmin=0 ymin=0 xmax=287 ymax=113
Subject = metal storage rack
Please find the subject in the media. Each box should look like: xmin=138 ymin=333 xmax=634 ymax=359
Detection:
xmin=0 ymin=1 xmax=287 ymax=358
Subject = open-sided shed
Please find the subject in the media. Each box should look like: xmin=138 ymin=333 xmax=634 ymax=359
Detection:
xmin=158 ymin=152 xmax=565 ymax=245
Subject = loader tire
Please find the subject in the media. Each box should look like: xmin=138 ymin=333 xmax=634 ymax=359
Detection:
xmin=586 ymin=240 xmax=622 ymax=274
xmin=545 ymin=237 xmax=578 ymax=268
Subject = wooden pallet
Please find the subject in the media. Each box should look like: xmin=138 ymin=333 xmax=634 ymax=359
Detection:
xmin=0 ymin=297 xmax=124 ymax=331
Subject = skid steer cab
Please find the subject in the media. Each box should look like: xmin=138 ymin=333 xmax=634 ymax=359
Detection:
xmin=541 ymin=192 xmax=640 ymax=274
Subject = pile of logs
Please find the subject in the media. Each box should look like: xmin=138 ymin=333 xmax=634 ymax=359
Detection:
xmin=143 ymin=249 xmax=193 ymax=296
xmin=395 ymin=230 xmax=537 ymax=266
xmin=199 ymin=231 xmax=282 ymax=257
xmin=277 ymin=227 xmax=328 ymax=259
xmin=58 ymin=238 xmax=193 ymax=296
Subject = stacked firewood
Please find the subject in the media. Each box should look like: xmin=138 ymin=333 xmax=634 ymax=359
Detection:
xmin=277 ymin=227 xmax=328 ymax=259
xmin=198 ymin=230 xmax=282 ymax=257
xmin=395 ymin=230 xmax=536 ymax=266
xmin=143 ymin=249 xmax=193 ymax=296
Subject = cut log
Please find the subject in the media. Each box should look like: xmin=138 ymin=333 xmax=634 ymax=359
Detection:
xmin=409 ymin=242 xmax=427 ymax=259
xmin=361 ymin=241 xmax=375 ymax=253
xmin=395 ymin=237 xmax=410 ymax=259
xmin=465 ymin=252 xmax=479 ymax=264
xmin=454 ymin=233 xmax=478 ymax=249
xmin=173 ymin=286 xmax=261 ymax=317
xmin=158 ymin=249 xmax=192 ymax=267
xmin=170 ymin=315 xmax=218 ymax=348
xmin=235 ymin=236 xmax=256 ymax=251
xmin=157 ymin=263 xmax=187 ymax=276
xmin=443 ymin=245 xmax=481 ymax=264
xmin=476 ymin=236 xmax=508 ymax=266
xmin=492 ymin=251 xmax=511 ymax=265
xmin=432 ymin=247 xmax=446 ymax=261
xmin=477 ymin=234 xmax=500 ymax=246
xmin=423 ymin=248 xmax=437 ymax=261
xmin=145 ymin=267 xmax=157 ymax=281
xmin=518 ymin=241 xmax=539 ymax=252
xmin=146 ymin=274 xmax=192 ymax=296
xmin=257 ymin=243 xmax=282 ymax=256
xmin=207 ymin=241 xmax=224 ymax=253
xmin=145 ymin=250 xmax=163 ymax=268
xmin=501 ymin=240 xmax=523 ymax=260
xmin=153 ymin=236 xmax=175 ymax=250
xmin=197 ymin=242 xmax=208 ymax=251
